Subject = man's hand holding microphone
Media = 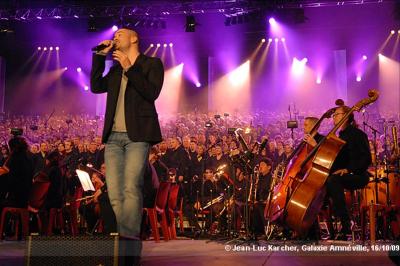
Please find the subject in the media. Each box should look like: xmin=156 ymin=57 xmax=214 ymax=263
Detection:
xmin=96 ymin=40 xmax=132 ymax=71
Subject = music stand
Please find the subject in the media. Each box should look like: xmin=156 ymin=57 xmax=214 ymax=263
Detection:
xmin=76 ymin=169 xmax=96 ymax=192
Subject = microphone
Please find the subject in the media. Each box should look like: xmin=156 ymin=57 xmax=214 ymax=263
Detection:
xmin=91 ymin=42 xmax=114 ymax=52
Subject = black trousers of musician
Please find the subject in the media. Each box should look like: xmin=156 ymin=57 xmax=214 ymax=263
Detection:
xmin=252 ymin=203 xmax=266 ymax=235
xmin=326 ymin=173 xmax=369 ymax=232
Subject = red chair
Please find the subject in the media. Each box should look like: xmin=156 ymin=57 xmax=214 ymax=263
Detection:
xmin=0 ymin=181 xmax=50 ymax=240
xmin=144 ymin=181 xmax=171 ymax=242
xmin=167 ymin=184 xmax=180 ymax=239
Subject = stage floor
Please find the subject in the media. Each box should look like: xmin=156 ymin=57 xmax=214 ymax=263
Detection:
xmin=0 ymin=238 xmax=397 ymax=266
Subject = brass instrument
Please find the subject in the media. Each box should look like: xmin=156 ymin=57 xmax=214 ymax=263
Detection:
xmin=248 ymin=164 xmax=259 ymax=202
xmin=393 ymin=125 xmax=399 ymax=157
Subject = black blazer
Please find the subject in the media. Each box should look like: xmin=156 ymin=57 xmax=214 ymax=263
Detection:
xmin=91 ymin=53 xmax=164 ymax=144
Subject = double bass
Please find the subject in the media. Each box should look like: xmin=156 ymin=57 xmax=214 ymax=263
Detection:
xmin=267 ymin=89 xmax=379 ymax=236
xmin=264 ymin=107 xmax=336 ymax=222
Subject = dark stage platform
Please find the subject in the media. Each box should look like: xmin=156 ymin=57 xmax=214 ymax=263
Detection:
xmin=0 ymin=239 xmax=398 ymax=266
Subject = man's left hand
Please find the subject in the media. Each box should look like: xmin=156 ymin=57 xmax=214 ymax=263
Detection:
xmin=112 ymin=51 xmax=132 ymax=70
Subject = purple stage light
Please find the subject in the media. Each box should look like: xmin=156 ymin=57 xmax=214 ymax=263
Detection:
xmin=356 ymin=76 xmax=362 ymax=82
xmin=195 ymin=82 xmax=201 ymax=88
xmin=64 ymin=67 xmax=68 ymax=70
xmin=49 ymin=47 xmax=53 ymax=51
xmin=55 ymin=46 xmax=59 ymax=51
xmin=268 ymin=38 xmax=272 ymax=42
xmin=269 ymin=18 xmax=276 ymax=25
xmin=274 ymin=38 xmax=278 ymax=42
xmin=112 ymin=25 xmax=118 ymax=32
xmin=84 ymin=85 xmax=89 ymax=91
xmin=316 ymin=78 xmax=322 ymax=84
xmin=391 ymin=30 xmax=395 ymax=35
xmin=169 ymin=43 xmax=173 ymax=47
xmin=281 ymin=38 xmax=285 ymax=42
xmin=261 ymin=38 xmax=266 ymax=43
xmin=43 ymin=47 xmax=47 ymax=51
xmin=77 ymin=67 xmax=82 ymax=73
xmin=150 ymin=43 xmax=154 ymax=47
xmin=37 ymin=47 xmax=41 ymax=50
xmin=362 ymin=55 xmax=367 ymax=60
xmin=157 ymin=43 xmax=161 ymax=47
xmin=163 ymin=43 xmax=167 ymax=48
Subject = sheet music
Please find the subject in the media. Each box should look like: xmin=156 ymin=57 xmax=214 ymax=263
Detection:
xmin=76 ymin=169 xmax=96 ymax=191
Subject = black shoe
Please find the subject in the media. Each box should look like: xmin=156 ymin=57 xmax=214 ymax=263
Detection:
xmin=124 ymin=256 xmax=141 ymax=266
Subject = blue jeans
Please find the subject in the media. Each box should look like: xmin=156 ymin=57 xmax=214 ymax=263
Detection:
xmin=105 ymin=132 xmax=149 ymax=254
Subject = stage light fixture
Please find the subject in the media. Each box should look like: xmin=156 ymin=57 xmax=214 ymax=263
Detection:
xmin=77 ymin=67 xmax=82 ymax=73
xmin=274 ymin=38 xmax=279 ymax=42
xmin=268 ymin=38 xmax=272 ymax=42
xmin=224 ymin=16 xmax=231 ymax=26
xmin=112 ymin=25 xmax=118 ymax=32
xmin=169 ymin=43 xmax=173 ymax=47
xmin=281 ymin=38 xmax=285 ymax=42
xmin=157 ymin=43 xmax=161 ymax=47
xmin=43 ymin=47 xmax=47 ymax=51
xmin=356 ymin=76 xmax=362 ymax=82
xmin=55 ymin=47 xmax=59 ymax=51
xmin=362 ymin=55 xmax=367 ymax=60
xmin=49 ymin=47 xmax=53 ymax=51
xmin=185 ymin=15 xmax=196 ymax=32
xmin=195 ymin=82 xmax=201 ymax=88
xmin=150 ymin=44 xmax=154 ymax=47
xmin=163 ymin=43 xmax=167 ymax=47
xmin=391 ymin=30 xmax=395 ymax=35
xmin=88 ymin=18 xmax=97 ymax=32
xmin=261 ymin=38 xmax=266 ymax=43
xmin=84 ymin=85 xmax=89 ymax=91
xmin=38 ymin=47 xmax=41 ymax=50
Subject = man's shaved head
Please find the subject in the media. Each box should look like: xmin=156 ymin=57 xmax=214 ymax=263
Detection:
xmin=113 ymin=28 xmax=139 ymax=52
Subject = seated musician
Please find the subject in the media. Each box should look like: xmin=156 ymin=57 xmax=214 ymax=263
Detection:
xmin=252 ymin=158 xmax=273 ymax=236
xmin=195 ymin=168 xmax=225 ymax=231
xmin=303 ymin=116 xmax=324 ymax=147
xmin=326 ymin=104 xmax=372 ymax=240
xmin=79 ymin=171 xmax=104 ymax=233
